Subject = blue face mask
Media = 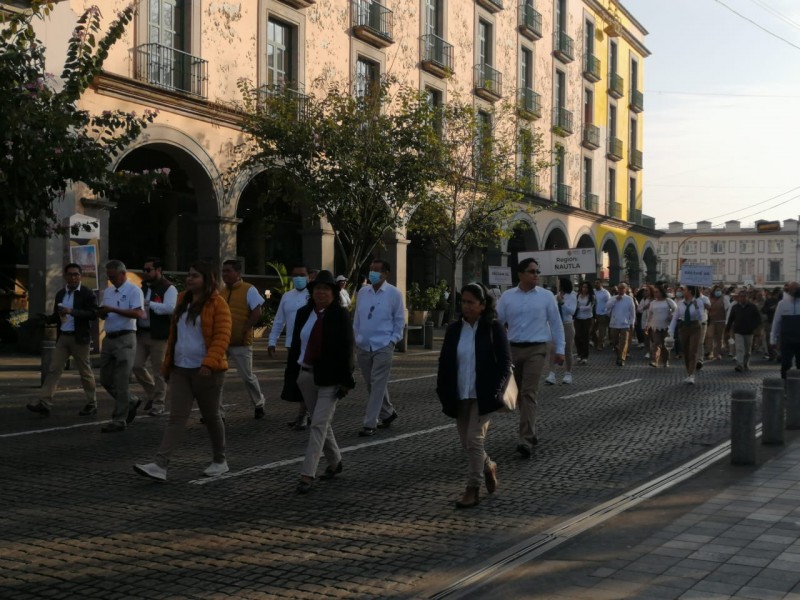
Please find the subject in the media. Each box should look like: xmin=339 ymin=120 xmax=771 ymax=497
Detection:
xmin=368 ymin=271 xmax=382 ymax=285
xmin=293 ymin=276 xmax=308 ymax=291
xmin=675 ymin=291 xmax=684 ymax=299
xmin=714 ymin=290 xmax=722 ymax=298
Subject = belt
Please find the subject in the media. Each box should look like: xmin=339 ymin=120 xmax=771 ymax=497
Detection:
xmin=137 ymin=327 xmax=151 ymax=332
xmin=509 ymin=341 xmax=547 ymax=348
xmin=60 ymin=331 xmax=75 ymax=336
xmin=300 ymin=366 xmax=313 ymax=372
xmin=105 ymin=330 xmax=135 ymax=339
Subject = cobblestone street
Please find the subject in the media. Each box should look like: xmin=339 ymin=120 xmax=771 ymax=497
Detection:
xmin=0 ymin=339 xmax=774 ymax=599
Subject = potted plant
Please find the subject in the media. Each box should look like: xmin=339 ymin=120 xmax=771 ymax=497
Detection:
xmin=406 ymin=282 xmax=439 ymax=325
xmin=429 ymin=279 xmax=450 ymax=326
xmin=253 ymin=305 xmax=275 ymax=339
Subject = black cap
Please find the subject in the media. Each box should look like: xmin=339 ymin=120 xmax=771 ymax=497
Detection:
xmin=308 ymin=269 xmax=337 ymax=291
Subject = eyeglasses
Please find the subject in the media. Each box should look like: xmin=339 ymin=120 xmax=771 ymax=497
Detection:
xmin=368 ymin=305 xmax=376 ymax=319
xmin=525 ymin=269 xmax=541 ymax=275
xmin=142 ymin=268 xmax=155 ymax=273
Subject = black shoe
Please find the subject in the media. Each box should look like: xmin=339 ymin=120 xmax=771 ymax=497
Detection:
xmin=358 ymin=427 xmax=377 ymax=437
xmin=295 ymin=479 xmax=313 ymax=494
xmin=78 ymin=404 xmax=97 ymax=417
xmin=143 ymin=399 xmax=154 ymax=412
xmin=320 ymin=462 xmax=343 ymax=480
xmin=101 ymin=422 xmax=126 ymax=433
xmin=26 ymin=402 xmax=50 ymax=416
xmin=126 ymin=399 xmax=142 ymax=425
xmin=696 ymin=361 xmax=703 ymax=371
xmin=254 ymin=405 xmax=265 ymax=420
xmin=516 ymin=444 xmax=531 ymax=458
xmin=377 ymin=411 xmax=398 ymax=429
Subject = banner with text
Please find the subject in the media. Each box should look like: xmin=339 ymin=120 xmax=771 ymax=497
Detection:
xmin=679 ymin=263 xmax=713 ymax=286
xmin=517 ymin=248 xmax=597 ymax=276
xmin=488 ymin=266 xmax=512 ymax=286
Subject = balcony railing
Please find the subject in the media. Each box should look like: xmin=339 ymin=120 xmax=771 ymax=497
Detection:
xmin=608 ymin=72 xmax=624 ymax=98
xmin=476 ymin=0 xmax=503 ymax=13
xmin=607 ymin=136 xmax=623 ymax=161
xmin=518 ymin=2 xmax=542 ymax=40
xmin=517 ymin=87 xmax=541 ymax=120
xmin=552 ymin=182 xmax=572 ymax=205
xmin=516 ymin=167 xmax=539 ymax=194
xmin=420 ymin=34 xmax=454 ymax=78
xmin=606 ymin=201 xmax=622 ymax=218
xmin=630 ymin=89 xmax=644 ymax=112
xmin=629 ymin=148 xmax=643 ymax=170
xmin=552 ymin=106 xmax=573 ymax=135
xmin=582 ymin=124 xmax=600 ymax=149
xmin=257 ymin=81 xmax=309 ymax=118
xmin=629 ymin=208 xmax=642 ymax=225
xmin=583 ymin=53 xmax=601 ymax=82
xmin=553 ymin=31 xmax=574 ymax=63
xmin=642 ymin=215 xmax=656 ymax=229
xmin=582 ymin=193 xmax=599 ymax=212
xmin=278 ymin=0 xmax=316 ymax=7
xmin=351 ymin=0 xmax=394 ymax=48
xmin=133 ymin=43 xmax=208 ymax=98
xmin=474 ymin=63 xmax=503 ymax=101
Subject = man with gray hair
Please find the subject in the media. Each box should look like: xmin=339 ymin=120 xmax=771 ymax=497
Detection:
xmin=97 ymin=260 xmax=145 ymax=432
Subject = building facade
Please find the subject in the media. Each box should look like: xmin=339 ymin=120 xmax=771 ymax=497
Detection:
xmin=657 ymin=219 xmax=800 ymax=287
xmin=16 ymin=0 xmax=659 ymax=312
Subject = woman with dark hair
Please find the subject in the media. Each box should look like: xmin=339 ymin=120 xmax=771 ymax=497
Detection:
xmin=436 ymin=282 xmax=512 ymax=508
xmin=134 ymin=260 xmax=232 ymax=481
xmin=545 ymin=278 xmax=576 ymax=385
xmin=668 ymin=285 xmax=705 ymax=384
xmin=573 ymin=281 xmax=595 ymax=365
xmin=288 ymin=270 xmax=355 ymax=494
xmin=645 ymin=284 xmax=675 ymax=367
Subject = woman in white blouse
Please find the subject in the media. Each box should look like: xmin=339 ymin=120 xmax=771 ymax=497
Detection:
xmin=545 ymin=279 xmax=577 ymax=385
xmin=645 ymin=284 xmax=676 ymax=368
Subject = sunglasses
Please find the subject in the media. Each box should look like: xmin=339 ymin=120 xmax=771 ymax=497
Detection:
xmin=525 ymin=269 xmax=541 ymax=275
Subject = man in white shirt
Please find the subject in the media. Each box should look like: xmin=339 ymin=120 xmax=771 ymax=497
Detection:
xmin=132 ymin=257 xmax=177 ymax=417
xmin=592 ymin=280 xmax=612 ymax=350
xmin=98 ymin=260 xmax=145 ymax=432
xmin=353 ymin=259 xmax=405 ymax=436
xmin=771 ymin=281 xmax=800 ymax=378
xmin=606 ymin=282 xmax=637 ymax=366
xmin=268 ymin=264 xmax=311 ymax=429
xmin=496 ymin=258 xmax=565 ymax=457
xmin=336 ymin=275 xmax=351 ymax=308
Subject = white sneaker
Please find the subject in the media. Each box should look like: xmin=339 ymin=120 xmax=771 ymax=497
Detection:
xmin=544 ymin=372 xmax=556 ymax=385
xmin=134 ymin=463 xmax=167 ymax=481
xmin=203 ymin=461 xmax=229 ymax=477
xmin=684 ymin=375 xmax=695 ymax=385
xmin=562 ymin=372 xmax=573 ymax=385
xmin=644 ymin=353 xmax=650 ymax=359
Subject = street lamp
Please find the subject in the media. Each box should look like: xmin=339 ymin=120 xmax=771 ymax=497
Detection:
xmin=675 ymin=234 xmax=702 ymax=283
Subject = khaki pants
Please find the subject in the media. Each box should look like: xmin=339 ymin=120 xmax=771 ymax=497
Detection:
xmin=456 ymin=399 xmax=492 ymax=488
xmin=650 ymin=329 xmax=670 ymax=366
xmin=735 ymin=334 xmax=754 ymax=368
xmin=296 ymin=370 xmax=341 ymax=478
xmin=132 ymin=332 xmax=168 ymax=410
xmin=357 ymin=344 xmax=396 ymax=429
xmin=511 ymin=343 xmax=548 ymax=451
xmin=226 ymin=345 xmax=265 ymax=408
xmin=100 ymin=333 xmax=137 ymax=427
xmin=705 ymin=321 xmax=726 ymax=358
xmin=678 ymin=322 xmax=702 ymax=375
xmin=610 ymin=327 xmax=631 ymax=362
xmin=40 ymin=334 xmax=96 ymax=409
xmin=593 ymin=315 xmax=610 ymax=349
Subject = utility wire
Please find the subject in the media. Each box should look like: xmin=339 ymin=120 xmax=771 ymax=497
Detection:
xmin=682 ymin=185 xmax=800 ymax=224
xmin=746 ymin=0 xmax=800 ymax=31
xmin=712 ymin=193 xmax=800 ymax=226
xmin=710 ymin=0 xmax=800 ymax=51
xmin=649 ymin=90 xmax=800 ymax=99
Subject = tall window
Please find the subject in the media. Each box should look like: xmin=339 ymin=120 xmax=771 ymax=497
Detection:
xmin=608 ymin=167 xmax=616 ymax=206
xmin=583 ymin=157 xmax=592 ymax=194
xmin=711 ymin=241 xmax=725 ymax=254
xmin=711 ymin=259 xmax=725 ymax=277
xmin=739 ymin=240 xmax=755 ymax=254
xmin=355 ymin=57 xmax=379 ymax=99
xmin=554 ymin=144 xmax=566 ymax=186
xmin=475 ymin=110 xmax=492 ymax=180
xmin=609 ymin=39 xmax=618 ymax=74
xmin=555 ymin=0 xmax=566 ymax=32
xmin=739 ymin=258 xmax=755 ymax=276
xmin=631 ymin=57 xmax=639 ymax=91
xmin=521 ymin=47 xmax=533 ymax=90
xmin=147 ymin=0 xmax=186 ymax=89
xmin=769 ymin=259 xmax=783 ymax=281
xmin=267 ymin=19 xmax=292 ymax=88
xmin=555 ymin=69 xmax=566 ymax=110
xmin=518 ymin=128 xmax=534 ymax=186
xmin=425 ymin=0 xmax=442 ymax=36
xmin=478 ymin=19 xmax=492 ymax=66
xmin=609 ymin=104 xmax=617 ymax=137
xmin=768 ymin=239 xmax=784 ymax=253
xmin=628 ymin=176 xmax=636 ymax=219
xmin=584 ymin=88 xmax=594 ymax=125
xmin=584 ymin=19 xmax=594 ymax=55
xmin=629 ymin=117 xmax=637 ymax=151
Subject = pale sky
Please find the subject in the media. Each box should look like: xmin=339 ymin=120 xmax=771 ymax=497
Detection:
xmin=629 ymin=0 xmax=800 ymax=230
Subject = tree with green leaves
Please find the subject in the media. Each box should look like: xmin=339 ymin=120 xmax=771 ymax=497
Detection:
xmin=0 ymin=1 xmax=157 ymax=242
xmin=234 ymin=77 xmax=443 ymax=282
xmin=408 ymin=98 xmax=551 ymax=315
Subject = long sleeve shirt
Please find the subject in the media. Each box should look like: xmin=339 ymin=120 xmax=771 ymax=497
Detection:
xmin=668 ymin=298 xmax=706 ymax=338
xmin=726 ymin=302 xmax=762 ymax=336
xmin=594 ymin=288 xmax=611 ymax=315
xmin=771 ymin=296 xmax=800 ymax=345
xmin=456 ymin=319 xmax=478 ymax=400
xmin=496 ymin=285 xmax=565 ymax=354
xmin=139 ymin=285 xmax=178 ymax=328
xmin=268 ymin=288 xmax=310 ymax=348
xmin=606 ymin=294 xmax=636 ymax=329
xmin=559 ymin=291 xmax=577 ymax=324
xmin=353 ymin=281 xmax=406 ymax=352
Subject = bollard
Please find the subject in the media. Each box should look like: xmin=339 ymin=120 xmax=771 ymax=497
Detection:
xmin=40 ymin=340 xmax=56 ymax=386
xmin=786 ymin=371 xmax=800 ymax=429
xmin=424 ymin=320 xmax=434 ymax=350
xmin=761 ymin=378 xmax=785 ymax=445
xmin=731 ymin=389 xmax=757 ymax=465
xmin=396 ymin=325 xmax=408 ymax=353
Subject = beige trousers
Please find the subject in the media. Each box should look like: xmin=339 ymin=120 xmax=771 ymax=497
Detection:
xmin=511 ymin=343 xmax=548 ymax=451
xmin=456 ymin=399 xmax=492 ymax=488
xmin=40 ymin=334 xmax=96 ymax=409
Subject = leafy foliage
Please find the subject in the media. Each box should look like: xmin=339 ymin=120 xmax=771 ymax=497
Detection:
xmin=0 ymin=1 xmax=157 ymax=242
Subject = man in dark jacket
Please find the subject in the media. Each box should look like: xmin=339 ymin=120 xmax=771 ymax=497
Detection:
xmin=726 ymin=289 xmax=762 ymax=372
xmin=28 ymin=263 xmax=98 ymax=416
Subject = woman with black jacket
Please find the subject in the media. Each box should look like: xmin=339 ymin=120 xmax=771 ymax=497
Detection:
xmin=286 ymin=270 xmax=356 ymax=494
xmin=436 ymin=283 xmax=513 ymax=508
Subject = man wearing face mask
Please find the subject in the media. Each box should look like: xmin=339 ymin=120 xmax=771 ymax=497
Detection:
xmin=353 ymin=259 xmax=405 ymax=436
xmin=771 ymin=281 xmax=800 ymax=379
xmin=270 ymin=264 xmax=312 ymax=429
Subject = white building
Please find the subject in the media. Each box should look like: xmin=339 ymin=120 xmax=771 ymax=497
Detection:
xmin=656 ymin=218 xmax=800 ymax=287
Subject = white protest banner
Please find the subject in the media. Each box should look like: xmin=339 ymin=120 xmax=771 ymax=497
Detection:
xmin=517 ymin=248 xmax=597 ymax=276
xmin=679 ymin=263 xmax=713 ymax=286
xmin=488 ymin=266 xmax=512 ymax=286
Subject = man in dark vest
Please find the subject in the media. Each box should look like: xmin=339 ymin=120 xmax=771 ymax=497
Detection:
xmin=132 ymin=257 xmax=177 ymax=417
xmin=28 ymin=263 xmax=98 ymax=416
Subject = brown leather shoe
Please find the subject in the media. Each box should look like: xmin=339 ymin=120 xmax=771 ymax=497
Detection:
xmin=484 ymin=462 xmax=498 ymax=494
xmin=455 ymin=486 xmax=480 ymax=509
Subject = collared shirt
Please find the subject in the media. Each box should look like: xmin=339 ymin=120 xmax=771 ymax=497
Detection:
xmin=559 ymin=291 xmax=577 ymax=324
xmin=496 ymin=285 xmax=565 ymax=354
xmin=456 ymin=319 xmax=478 ymax=400
xmin=339 ymin=288 xmax=351 ymax=308
xmin=607 ymin=294 xmax=636 ymax=329
xmin=353 ymin=281 xmax=405 ymax=352
xmin=594 ymin=288 xmax=611 ymax=315
xmin=174 ymin=311 xmax=206 ymax=368
xmin=138 ymin=284 xmax=178 ymax=328
xmin=697 ymin=294 xmax=711 ymax=324
xmin=59 ymin=284 xmax=80 ymax=332
xmin=668 ymin=298 xmax=707 ymax=338
xmin=268 ymin=288 xmax=310 ymax=348
xmin=101 ymin=279 xmax=144 ymax=333
xmin=771 ymin=296 xmax=800 ymax=345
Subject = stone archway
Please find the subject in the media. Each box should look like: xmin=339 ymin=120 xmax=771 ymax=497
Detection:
xmin=600 ymin=234 xmax=621 ymax=284
xmin=575 ymin=232 xmax=597 ymax=282
xmin=507 ymin=221 xmax=538 ymax=284
xmin=623 ymin=241 xmax=641 ymax=287
xmin=643 ymin=245 xmax=658 ymax=284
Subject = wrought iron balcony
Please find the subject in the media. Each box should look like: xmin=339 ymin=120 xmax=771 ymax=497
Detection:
xmin=606 ymin=201 xmax=622 ymax=218
xmin=552 ymin=106 xmax=573 ymax=136
xmin=630 ymin=89 xmax=644 ymax=113
xmin=607 ymin=136 xmax=623 ymax=161
xmin=629 ymin=148 xmax=643 ymax=171
xmin=582 ymin=193 xmax=599 ymax=212
xmin=608 ymin=72 xmax=624 ymax=99
xmin=516 ymin=166 xmax=539 ymax=194
xmin=552 ymin=182 xmax=572 ymax=205
xmin=642 ymin=215 xmax=656 ymax=229
xmin=420 ymin=34 xmax=454 ymax=78
xmin=351 ymin=0 xmax=394 ymax=48
xmin=629 ymin=208 xmax=642 ymax=225
xmin=517 ymin=87 xmax=541 ymax=120
xmin=278 ymin=0 xmax=316 ymax=8
xmin=133 ymin=43 xmax=208 ymax=98
xmin=583 ymin=54 xmax=601 ymax=82
xmin=553 ymin=31 xmax=574 ymax=63
xmin=582 ymin=124 xmax=600 ymax=149
xmin=476 ymin=0 xmax=503 ymax=13
xmin=474 ymin=63 xmax=503 ymax=101
xmin=257 ymin=81 xmax=309 ymax=118
xmin=518 ymin=2 xmax=542 ymax=40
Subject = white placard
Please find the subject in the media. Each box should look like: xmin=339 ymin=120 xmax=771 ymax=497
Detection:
xmin=679 ymin=263 xmax=713 ymax=286
xmin=488 ymin=266 xmax=512 ymax=286
xmin=517 ymin=248 xmax=597 ymax=276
